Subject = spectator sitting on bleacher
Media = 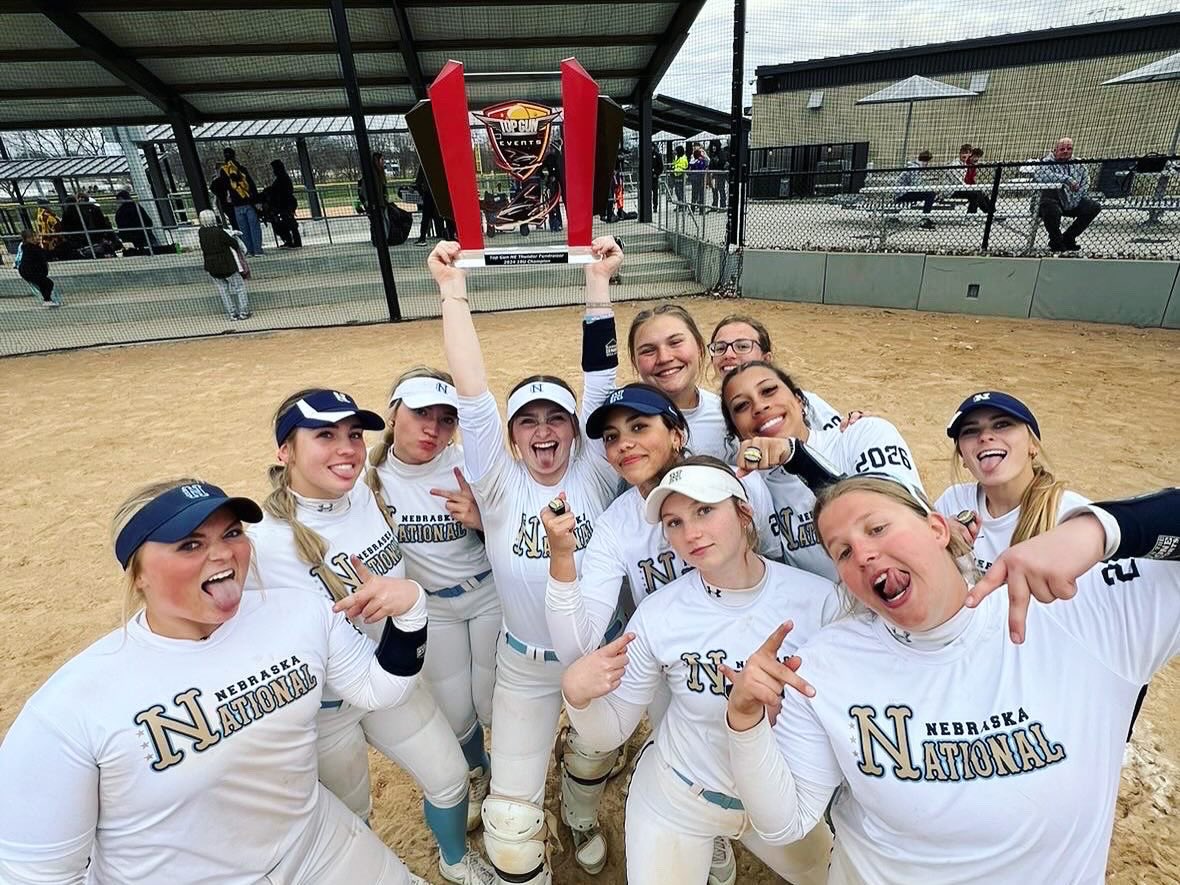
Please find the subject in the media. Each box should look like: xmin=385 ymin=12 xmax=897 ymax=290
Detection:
xmin=896 ymin=149 xmax=938 ymax=228
xmin=115 ymin=191 xmax=162 ymax=256
xmin=950 ymin=143 xmax=994 ymax=215
xmin=1033 ymin=137 xmax=1101 ymax=252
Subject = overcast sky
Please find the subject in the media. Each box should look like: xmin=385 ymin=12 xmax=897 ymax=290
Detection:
xmin=658 ymin=0 xmax=1179 ymax=111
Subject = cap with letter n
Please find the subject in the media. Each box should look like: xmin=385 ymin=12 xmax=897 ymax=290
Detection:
xmin=506 ymin=379 xmax=577 ymax=422
xmin=115 ymin=482 xmax=262 ymax=569
xmin=945 ymin=390 xmax=1040 ymax=440
xmin=275 ymin=389 xmax=386 ymax=445
xmin=644 ymin=463 xmax=748 ymax=524
xmin=391 ymin=376 xmax=458 ymax=410
xmin=585 ymin=384 xmax=683 ymax=439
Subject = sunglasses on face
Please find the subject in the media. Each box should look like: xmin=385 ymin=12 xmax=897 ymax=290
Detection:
xmin=708 ymin=338 xmax=758 ymax=356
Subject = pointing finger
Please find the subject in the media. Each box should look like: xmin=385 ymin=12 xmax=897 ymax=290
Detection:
xmin=966 ymin=560 xmax=1007 ymax=608
xmin=453 ymin=467 xmax=472 ymax=492
xmin=350 ymin=555 xmax=375 ymax=582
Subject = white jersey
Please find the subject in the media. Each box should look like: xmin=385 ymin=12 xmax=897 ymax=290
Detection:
xmin=763 ymin=417 xmax=923 ymax=580
xmin=934 ymin=482 xmax=1091 ymax=571
xmin=567 ymin=560 xmax=839 ymax=795
xmin=459 ymin=374 xmax=617 ymax=650
xmin=373 ymin=444 xmax=492 ymax=592
xmin=730 ymin=558 xmax=1180 ymax=884
xmin=0 ymin=588 xmax=417 ymax=885
xmin=248 ymin=483 xmax=409 ymax=702
xmin=545 ymin=472 xmax=782 ymax=663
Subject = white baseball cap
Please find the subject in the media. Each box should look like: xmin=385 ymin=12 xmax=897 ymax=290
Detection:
xmin=391 ymin=376 xmax=458 ymax=410
xmin=506 ymin=380 xmax=577 ymax=422
xmin=644 ymin=463 xmax=749 ymax=524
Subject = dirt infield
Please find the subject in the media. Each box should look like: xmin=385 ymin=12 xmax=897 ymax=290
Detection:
xmin=1 ymin=297 xmax=1177 ymax=883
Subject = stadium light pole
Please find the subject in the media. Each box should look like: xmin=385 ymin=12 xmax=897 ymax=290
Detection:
xmin=329 ymin=0 xmax=401 ymax=322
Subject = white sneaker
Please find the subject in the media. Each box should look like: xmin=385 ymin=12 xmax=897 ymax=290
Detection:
xmin=467 ymin=767 xmax=490 ymax=832
xmin=439 ymin=849 xmax=498 ymax=885
xmin=708 ymin=836 xmax=737 ymax=885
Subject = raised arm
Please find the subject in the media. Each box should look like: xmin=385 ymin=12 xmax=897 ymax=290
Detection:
xmin=431 ymin=241 xmax=486 ymax=397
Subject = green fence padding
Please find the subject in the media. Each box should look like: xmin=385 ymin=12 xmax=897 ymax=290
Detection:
xmin=1163 ymin=273 xmax=1180 ymax=330
xmin=740 ymin=251 xmax=825 ymax=302
xmin=918 ymin=256 xmax=1040 ymax=318
xmin=823 ymin=252 xmax=925 ymax=309
xmin=1031 ymin=258 xmax=1178 ymax=327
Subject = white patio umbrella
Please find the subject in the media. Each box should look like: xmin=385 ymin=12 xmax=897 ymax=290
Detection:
xmin=856 ymin=75 xmax=977 ymax=165
xmin=1103 ymin=51 xmax=1180 ymax=155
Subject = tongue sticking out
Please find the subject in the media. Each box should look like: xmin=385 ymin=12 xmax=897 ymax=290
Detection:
xmin=203 ymin=576 xmax=242 ymax=612
xmin=532 ymin=443 xmax=560 ymax=472
xmin=879 ymin=568 xmax=910 ymax=603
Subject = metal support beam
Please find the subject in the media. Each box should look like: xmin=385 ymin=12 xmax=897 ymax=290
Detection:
xmin=141 ymin=142 xmax=176 ymax=227
xmin=726 ymin=0 xmax=746 ymax=248
xmin=35 ymin=2 xmax=201 ymax=121
xmin=389 ymin=0 xmax=427 ymax=99
xmin=52 ymin=177 xmax=68 ymax=204
xmin=628 ymin=0 xmax=708 ymax=104
xmin=330 ymin=0 xmax=401 ymax=322
xmin=638 ymin=91 xmax=653 ymax=223
xmin=171 ymin=115 xmax=209 ymax=216
xmin=296 ymin=137 xmax=323 ymax=220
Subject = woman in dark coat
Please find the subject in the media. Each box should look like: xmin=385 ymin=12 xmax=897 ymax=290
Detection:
xmin=265 ymin=160 xmax=301 ymax=248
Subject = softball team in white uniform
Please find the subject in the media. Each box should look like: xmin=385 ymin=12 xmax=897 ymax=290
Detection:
xmin=368 ymin=371 xmax=501 ymax=828
xmin=246 ymin=389 xmax=492 ymax=885
xmin=722 ymin=360 xmax=923 ymax=579
xmin=433 ymin=237 xmax=623 ymax=883
xmin=559 ymin=460 xmax=837 ymax=885
xmin=725 ymin=477 xmax=1180 ymax=885
xmin=0 ymin=480 xmax=428 ymax=885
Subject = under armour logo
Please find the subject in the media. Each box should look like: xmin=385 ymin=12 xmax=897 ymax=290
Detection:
xmin=887 ymin=626 xmax=913 ymax=644
xmin=315 ymin=502 xmax=333 ymax=512
xmin=705 ymin=584 xmax=722 ymax=598
xmin=180 ymin=484 xmax=210 ymax=500
xmin=972 ymin=392 xmax=992 ymax=403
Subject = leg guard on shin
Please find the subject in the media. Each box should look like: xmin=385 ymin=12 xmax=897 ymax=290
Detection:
xmin=559 ymin=729 xmax=616 ymax=875
xmin=460 ymin=723 xmax=491 ymax=832
xmin=481 ymin=796 xmax=551 ymax=885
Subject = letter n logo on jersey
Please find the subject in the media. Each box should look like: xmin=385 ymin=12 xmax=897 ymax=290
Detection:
xmin=134 ymin=687 xmax=221 ymax=772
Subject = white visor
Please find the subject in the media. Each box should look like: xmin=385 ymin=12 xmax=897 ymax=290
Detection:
xmin=644 ymin=463 xmax=749 ymax=524
xmin=392 ymin=376 xmax=458 ymax=410
xmin=506 ymin=381 xmax=578 ymax=422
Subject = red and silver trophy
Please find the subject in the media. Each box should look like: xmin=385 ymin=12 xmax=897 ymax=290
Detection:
xmin=407 ymin=58 xmax=624 ymax=268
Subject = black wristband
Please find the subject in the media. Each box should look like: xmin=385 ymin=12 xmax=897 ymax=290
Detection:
xmin=783 ymin=439 xmax=846 ymax=494
xmin=375 ymin=618 xmax=428 ymax=676
xmin=582 ymin=314 xmax=618 ymax=372
xmin=1097 ymin=488 xmax=1180 ymax=561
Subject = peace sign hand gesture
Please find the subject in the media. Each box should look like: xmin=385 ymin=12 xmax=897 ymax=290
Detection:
xmin=332 ymin=555 xmax=423 ymax=623
xmin=722 ymin=621 xmax=813 ymax=732
xmin=430 ymin=467 xmax=483 ymax=533
xmin=562 ymin=632 xmax=635 ymax=709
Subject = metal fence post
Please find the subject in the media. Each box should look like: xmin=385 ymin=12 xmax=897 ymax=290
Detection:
xmin=980 ymin=164 xmax=1003 ymax=252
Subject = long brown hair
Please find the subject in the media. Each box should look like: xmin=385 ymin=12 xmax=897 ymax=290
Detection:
xmin=718 ymin=360 xmax=811 ymax=439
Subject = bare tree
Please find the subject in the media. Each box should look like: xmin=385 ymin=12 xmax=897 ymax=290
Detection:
xmin=1 ymin=127 xmax=105 ymax=158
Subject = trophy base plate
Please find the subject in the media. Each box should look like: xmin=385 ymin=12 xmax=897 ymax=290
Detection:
xmin=456 ymin=245 xmax=598 ymax=268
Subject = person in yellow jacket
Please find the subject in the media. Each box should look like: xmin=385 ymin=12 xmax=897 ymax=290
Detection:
xmin=671 ymin=145 xmax=689 ymax=211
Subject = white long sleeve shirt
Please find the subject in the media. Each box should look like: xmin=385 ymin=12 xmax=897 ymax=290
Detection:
xmin=728 ymin=558 xmax=1180 ymax=884
xmin=0 ymin=588 xmax=417 ymax=885
xmin=691 ymin=386 xmax=842 ymax=463
xmin=458 ymin=369 xmax=618 ymax=651
xmin=934 ymin=482 xmax=1090 ymax=571
xmin=566 ymin=560 xmax=839 ymax=795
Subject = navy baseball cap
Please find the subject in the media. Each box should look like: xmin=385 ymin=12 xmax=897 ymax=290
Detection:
xmin=275 ymin=389 xmax=385 ymax=445
xmin=115 ymin=481 xmax=262 ymax=569
xmin=586 ymin=384 xmax=684 ymax=439
xmin=946 ymin=391 xmax=1040 ymax=440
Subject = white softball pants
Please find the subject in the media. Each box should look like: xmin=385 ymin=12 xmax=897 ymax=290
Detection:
xmin=261 ymin=783 xmax=412 ymax=884
xmin=316 ymin=680 xmax=469 ymax=819
xmin=624 ymin=743 xmax=833 ymax=885
xmin=422 ymin=577 xmax=501 ymax=737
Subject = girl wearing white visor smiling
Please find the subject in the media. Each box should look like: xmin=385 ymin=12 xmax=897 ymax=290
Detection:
xmin=724 ymin=475 xmax=1180 ymax=885
xmin=0 ymin=479 xmax=431 ymax=885
xmin=365 ymin=368 xmax=501 ymax=832
xmin=722 ymin=360 xmax=924 ymax=580
xmin=247 ymin=388 xmax=494 ymax=885
xmin=558 ymin=456 xmax=836 ymax=885
xmin=431 ymin=236 xmax=623 ymax=884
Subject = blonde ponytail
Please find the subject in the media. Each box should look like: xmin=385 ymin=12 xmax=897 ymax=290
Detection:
xmin=263 ymin=462 xmax=350 ymax=602
xmin=1011 ymin=449 xmax=1068 ymax=545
